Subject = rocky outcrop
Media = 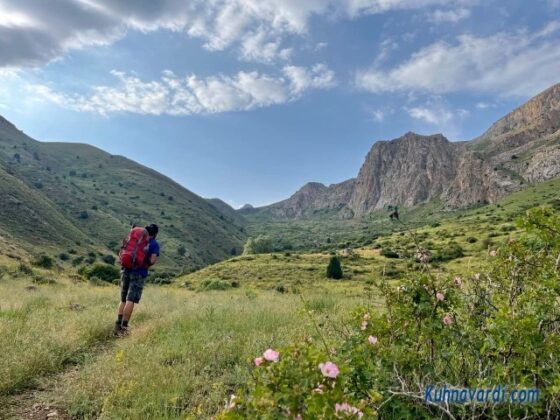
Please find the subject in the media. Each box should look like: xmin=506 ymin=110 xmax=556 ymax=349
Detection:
xmin=247 ymin=83 xmax=560 ymax=219
xmin=258 ymin=179 xmax=356 ymax=218
xmin=348 ymin=133 xmax=459 ymax=214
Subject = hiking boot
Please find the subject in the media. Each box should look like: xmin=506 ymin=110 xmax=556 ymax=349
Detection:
xmin=113 ymin=323 xmax=122 ymax=337
xmin=118 ymin=326 xmax=129 ymax=337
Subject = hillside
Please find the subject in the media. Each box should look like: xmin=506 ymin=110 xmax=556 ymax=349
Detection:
xmin=183 ymin=176 xmax=560 ymax=290
xmin=0 ymin=116 xmax=246 ymax=270
xmin=243 ymin=83 xmax=560 ymax=221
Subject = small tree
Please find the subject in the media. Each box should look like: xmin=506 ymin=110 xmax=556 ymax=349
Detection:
xmin=178 ymin=245 xmax=187 ymax=257
xmin=243 ymin=235 xmax=274 ymax=255
xmin=326 ymin=256 xmax=343 ymax=279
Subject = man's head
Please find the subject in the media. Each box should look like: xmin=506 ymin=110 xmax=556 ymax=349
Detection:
xmin=146 ymin=224 xmax=159 ymax=238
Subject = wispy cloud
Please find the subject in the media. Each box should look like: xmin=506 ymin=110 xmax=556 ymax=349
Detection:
xmin=0 ymin=0 xmax=469 ymax=68
xmin=427 ymin=7 xmax=471 ymax=23
xmin=27 ymin=65 xmax=336 ymax=116
xmin=405 ymin=97 xmax=469 ymax=137
xmin=356 ymin=21 xmax=560 ymax=97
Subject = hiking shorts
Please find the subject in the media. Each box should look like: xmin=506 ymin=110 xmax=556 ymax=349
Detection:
xmin=120 ymin=270 xmax=146 ymax=303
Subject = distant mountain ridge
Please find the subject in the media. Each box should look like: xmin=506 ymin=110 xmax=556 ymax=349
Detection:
xmin=244 ymin=83 xmax=560 ymax=219
xmin=0 ymin=117 xmax=246 ymax=269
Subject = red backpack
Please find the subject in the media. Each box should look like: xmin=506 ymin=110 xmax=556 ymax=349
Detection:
xmin=119 ymin=227 xmax=150 ymax=270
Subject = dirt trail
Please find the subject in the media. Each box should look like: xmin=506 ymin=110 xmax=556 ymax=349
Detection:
xmin=1 ymin=322 xmax=155 ymax=420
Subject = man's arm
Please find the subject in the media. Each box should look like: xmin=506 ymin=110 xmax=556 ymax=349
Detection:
xmin=148 ymin=254 xmax=158 ymax=267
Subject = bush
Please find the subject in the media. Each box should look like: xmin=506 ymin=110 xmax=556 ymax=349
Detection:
xmin=326 ymin=256 xmax=343 ymax=279
xmin=17 ymin=263 xmax=33 ymax=275
xmin=79 ymin=264 xmax=120 ymax=283
xmin=197 ymin=278 xmax=231 ymax=291
xmin=58 ymin=253 xmax=70 ymax=261
xmin=32 ymin=255 xmax=54 ymax=269
xmin=243 ymin=235 xmax=274 ymax=255
xmin=466 ymin=236 xmax=478 ymax=243
xmin=433 ymin=242 xmax=464 ymax=262
xmin=78 ymin=210 xmax=89 ymax=219
xmin=177 ymin=245 xmax=187 ymax=257
xmin=380 ymin=248 xmax=399 ymax=259
xmin=223 ymin=207 xmax=560 ymax=419
xmin=102 ymin=254 xmax=116 ymax=265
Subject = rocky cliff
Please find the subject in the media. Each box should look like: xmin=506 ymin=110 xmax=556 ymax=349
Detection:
xmin=249 ymin=82 xmax=560 ymax=219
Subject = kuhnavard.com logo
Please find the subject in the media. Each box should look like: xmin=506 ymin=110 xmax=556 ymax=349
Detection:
xmin=425 ymin=385 xmax=540 ymax=405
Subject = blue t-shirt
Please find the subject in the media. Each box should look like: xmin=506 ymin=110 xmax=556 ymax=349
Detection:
xmin=126 ymin=239 xmax=160 ymax=278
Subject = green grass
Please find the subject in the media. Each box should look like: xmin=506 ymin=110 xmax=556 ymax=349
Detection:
xmin=0 ymin=263 xmax=368 ymax=418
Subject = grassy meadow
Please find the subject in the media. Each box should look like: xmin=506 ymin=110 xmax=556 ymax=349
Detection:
xmin=0 ymin=177 xmax=558 ymax=418
xmin=0 ymin=259 xmax=369 ymax=419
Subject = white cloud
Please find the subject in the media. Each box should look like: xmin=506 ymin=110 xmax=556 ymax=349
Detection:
xmin=405 ymin=97 xmax=469 ymax=137
xmin=0 ymin=0 xmax=469 ymax=68
xmin=356 ymin=21 xmax=560 ymax=97
xmin=26 ymin=65 xmax=336 ymax=116
xmin=428 ymin=7 xmax=471 ymax=23
xmin=370 ymin=109 xmax=386 ymax=122
xmin=475 ymin=102 xmax=495 ymax=109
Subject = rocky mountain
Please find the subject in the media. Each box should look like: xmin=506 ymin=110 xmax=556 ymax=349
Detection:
xmin=246 ymin=83 xmax=560 ymax=219
xmin=0 ymin=116 xmax=246 ymax=269
xmin=245 ymin=179 xmax=356 ymax=219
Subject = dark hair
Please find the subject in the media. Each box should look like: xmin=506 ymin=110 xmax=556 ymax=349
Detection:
xmin=146 ymin=224 xmax=159 ymax=238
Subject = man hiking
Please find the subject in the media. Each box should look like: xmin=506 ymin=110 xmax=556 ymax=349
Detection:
xmin=114 ymin=223 xmax=160 ymax=336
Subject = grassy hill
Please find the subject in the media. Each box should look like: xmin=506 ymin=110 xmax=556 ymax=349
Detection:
xmin=182 ymin=176 xmax=560 ymax=290
xmin=0 ymin=116 xmax=246 ymax=271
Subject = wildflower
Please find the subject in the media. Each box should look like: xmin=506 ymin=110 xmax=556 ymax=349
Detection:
xmin=454 ymin=276 xmax=462 ymax=286
xmin=319 ymin=361 xmax=340 ymax=378
xmin=263 ymin=349 xmax=279 ymax=362
xmin=436 ymin=292 xmax=445 ymax=302
xmin=226 ymin=394 xmax=236 ymax=410
xmin=294 ymin=415 xmax=302 ymax=420
xmin=368 ymin=335 xmax=378 ymax=345
xmin=363 ymin=313 xmax=370 ymax=320
xmin=313 ymin=384 xmax=325 ymax=394
xmin=474 ymin=273 xmax=480 ymax=280
xmin=254 ymin=357 xmax=264 ymax=366
xmin=361 ymin=320 xmax=368 ymax=331
xmin=490 ymin=250 xmax=497 ymax=257
xmin=335 ymin=402 xmax=363 ymax=418
xmin=443 ymin=314 xmax=454 ymax=326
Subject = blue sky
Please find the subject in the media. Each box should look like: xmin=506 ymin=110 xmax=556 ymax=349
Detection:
xmin=0 ymin=0 xmax=559 ymax=208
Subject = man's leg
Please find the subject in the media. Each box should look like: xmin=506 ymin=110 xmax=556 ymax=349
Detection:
xmin=114 ymin=271 xmax=129 ymax=334
xmin=120 ymin=274 xmax=145 ymax=331
xmin=122 ymin=300 xmax=135 ymax=324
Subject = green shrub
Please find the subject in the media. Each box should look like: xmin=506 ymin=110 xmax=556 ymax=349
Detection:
xmin=101 ymin=254 xmax=116 ymax=265
xmin=58 ymin=253 xmax=70 ymax=261
xmin=433 ymin=242 xmax=464 ymax=262
xmin=197 ymin=278 xmax=231 ymax=291
xmin=380 ymin=248 xmax=399 ymax=259
xmin=326 ymin=256 xmax=343 ymax=279
xmin=466 ymin=236 xmax=478 ymax=243
xmin=243 ymin=235 xmax=274 ymax=255
xmin=79 ymin=264 xmax=120 ymax=283
xmin=32 ymin=255 xmax=54 ymax=269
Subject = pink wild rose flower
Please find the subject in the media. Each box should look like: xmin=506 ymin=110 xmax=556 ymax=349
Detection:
xmin=368 ymin=335 xmax=378 ymax=345
xmin=335 ymin=402 xmax=363 ymax=418
xmin=263 ymin=349 xmax=279 ymax=362
xmin=454 ymin=276 xmax=462 ymax=286
xmin=319 ymin=361 xmax=340 ymax=378
xmin=436 ymin=292 xmax=445 ymax=301
xmin=443 ymin=314 xmax=454 ymax=326
xmin=254 ymin=357 xmax=264 ymax=366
